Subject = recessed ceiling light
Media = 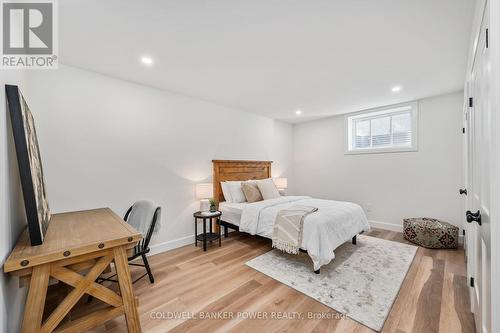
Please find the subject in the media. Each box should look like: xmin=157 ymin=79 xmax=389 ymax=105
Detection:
xmin=295 ymin=110 xmax=302 ymax=115
xmin=391 ymin=86 xmax=402 ymax=92
xmin=141 ymin=56 xmax=153 ymax=65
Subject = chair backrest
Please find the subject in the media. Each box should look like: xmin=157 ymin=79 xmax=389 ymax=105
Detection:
xmin=124 ymin=201 xmax=161 ymax=252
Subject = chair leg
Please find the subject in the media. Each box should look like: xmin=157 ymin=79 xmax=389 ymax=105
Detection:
xmin=142 ymin=254 xmax=154 ymax=284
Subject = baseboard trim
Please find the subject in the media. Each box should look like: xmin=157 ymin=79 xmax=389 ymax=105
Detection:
xmin=149 ymin=220 xmax=464 ymax=257
xmin=369 ymin=220 xmax=403 ymax=232
xmin=369 ymin=220 xmax=464 ymax=245
xmin=149 ymin=235 xmax=194 ymax=256
xmin=149 ymin=229 xmax=236 ymax=256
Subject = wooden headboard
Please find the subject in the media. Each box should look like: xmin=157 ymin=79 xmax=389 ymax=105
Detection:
xmin=212 ymin=160 xmax=272 ymax=203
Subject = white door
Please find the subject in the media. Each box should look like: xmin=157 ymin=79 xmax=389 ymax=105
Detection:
xmin=467 ymin=3 xmax=491 ymax=332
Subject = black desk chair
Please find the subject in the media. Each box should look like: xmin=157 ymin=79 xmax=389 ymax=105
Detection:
xmin=90 ymin=201 xmax=160 ymax=301
xmin=122 ymin=202 xmax=160 ymax=284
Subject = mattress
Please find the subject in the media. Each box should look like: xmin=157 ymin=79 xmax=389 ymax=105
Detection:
xmin=218 ymin=202 xmax=246 ymax=226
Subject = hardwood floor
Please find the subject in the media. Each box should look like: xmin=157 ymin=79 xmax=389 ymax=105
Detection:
xmin=63 ymin=229 xmax=474 ymax=332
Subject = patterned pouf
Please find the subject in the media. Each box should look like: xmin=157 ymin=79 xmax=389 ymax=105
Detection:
xmin=403 ymin=217 xmax=458 ymax=249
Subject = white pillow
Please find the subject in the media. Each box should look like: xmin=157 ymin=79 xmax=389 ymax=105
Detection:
xmin=256 ymin=178 xmax=281 ymax=200
xmin=221 ymin=182 xmax=233 ymax=202
xmin=226 ymin=181 xmax=247 ymax=203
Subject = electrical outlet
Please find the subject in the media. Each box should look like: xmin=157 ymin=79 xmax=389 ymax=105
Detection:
xmin=365 ymin=203 xmax=372 ymax=213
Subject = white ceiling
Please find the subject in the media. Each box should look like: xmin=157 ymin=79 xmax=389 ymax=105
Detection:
xmin=59 ymin=0 xmax=475 ymax=123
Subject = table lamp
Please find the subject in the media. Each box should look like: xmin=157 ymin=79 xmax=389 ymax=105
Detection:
xmin=196 ymin=183 xmax=213 ymax=211
xmin=273 ymin=178 xmax=288 ymax=195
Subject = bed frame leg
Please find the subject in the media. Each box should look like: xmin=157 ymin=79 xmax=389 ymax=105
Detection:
xmin=352 ymin=235 xmax=357 ymax=245
xmin=314 ymin=269 xmax=320 ymax=274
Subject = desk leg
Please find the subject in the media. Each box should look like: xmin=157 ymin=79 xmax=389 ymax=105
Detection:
xmin=113 ymin=246 xmax=142 ymax=333
xmin=21 ymin=264 xmax=50 ymax=333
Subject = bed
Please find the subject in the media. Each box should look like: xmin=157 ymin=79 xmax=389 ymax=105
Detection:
xmin=213 ymin=160 xmax=370 ymax=273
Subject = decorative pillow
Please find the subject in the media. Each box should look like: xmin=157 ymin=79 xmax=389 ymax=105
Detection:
xmin=226 ymin=181 xmax=247 ymax=203
xmin=241 ymin=181 xmax=263 ymax=203
xmin=221 ymin=182 xmax=233 ymax=202
xmin=256 ymin=178 xmax=281 ymax=200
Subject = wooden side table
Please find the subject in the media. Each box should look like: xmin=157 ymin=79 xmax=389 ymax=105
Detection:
xmin=193 ymin=211 xmax=222 ymax=251
xmin=3 ymin=208 xmax=143 ymax=333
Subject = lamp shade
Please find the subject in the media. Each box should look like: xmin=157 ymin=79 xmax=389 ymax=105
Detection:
xmin=196 ymin=183 xmax=213 ymax=199
xmin=273 ymin=178 xmax=288 ymax=189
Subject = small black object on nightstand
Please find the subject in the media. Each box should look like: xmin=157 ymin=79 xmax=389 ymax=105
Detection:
xmin=194 ymin=211 xmax=222 ymax=251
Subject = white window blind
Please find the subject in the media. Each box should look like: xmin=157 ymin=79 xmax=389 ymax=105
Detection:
xmin=346 ymin=102 xmax=418 ymax=154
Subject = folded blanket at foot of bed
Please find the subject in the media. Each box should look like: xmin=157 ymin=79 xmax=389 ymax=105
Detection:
xmin=272 ymin=205 xmax=318 ymax=254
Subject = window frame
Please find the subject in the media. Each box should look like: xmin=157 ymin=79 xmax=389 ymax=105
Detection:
xmin=344 ymin=101 xmax=419 ymax=154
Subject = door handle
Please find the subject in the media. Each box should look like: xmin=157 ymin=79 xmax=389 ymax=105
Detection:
xmin=459 ymin=188 xmax=468 ymax=195
xmin=466 ymin=210 xmax=482 ymax=225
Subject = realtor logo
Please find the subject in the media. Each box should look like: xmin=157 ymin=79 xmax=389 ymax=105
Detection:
xmin=1 ymin=0 xmax=58 ymax=69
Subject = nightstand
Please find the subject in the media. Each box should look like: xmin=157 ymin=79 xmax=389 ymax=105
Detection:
xmin=193 ymin=211 xmax=222 ymax=251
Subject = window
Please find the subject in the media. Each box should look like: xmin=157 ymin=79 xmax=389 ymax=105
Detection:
xmin=346 ymin=102 xmax=418 ymax=154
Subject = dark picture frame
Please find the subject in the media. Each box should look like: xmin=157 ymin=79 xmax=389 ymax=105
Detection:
xmin=6 ymin=84 xmax=51 ymax=246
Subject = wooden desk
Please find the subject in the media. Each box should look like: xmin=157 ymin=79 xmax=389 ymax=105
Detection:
xmin=3 ymin=208 xmax=143 ymax=333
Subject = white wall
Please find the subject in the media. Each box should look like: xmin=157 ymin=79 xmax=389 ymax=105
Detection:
xmin=292 ymin=92 xmax=464 ymax=230
xmin=0 ymin=70 xmax=28 ymax=333
xmin=24 ymin=65 xmax=293 ymax=251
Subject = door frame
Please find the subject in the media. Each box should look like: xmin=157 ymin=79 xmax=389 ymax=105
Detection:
xmin=463 ymin=80 xmax=475 ymax=313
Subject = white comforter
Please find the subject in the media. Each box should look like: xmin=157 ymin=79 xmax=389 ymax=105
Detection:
xmin=239 ymin=196 xmax=370 ymax=270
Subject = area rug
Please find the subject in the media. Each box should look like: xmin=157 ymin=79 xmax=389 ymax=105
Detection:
xmin=245 ymin=235 xmax=417 ymax=331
